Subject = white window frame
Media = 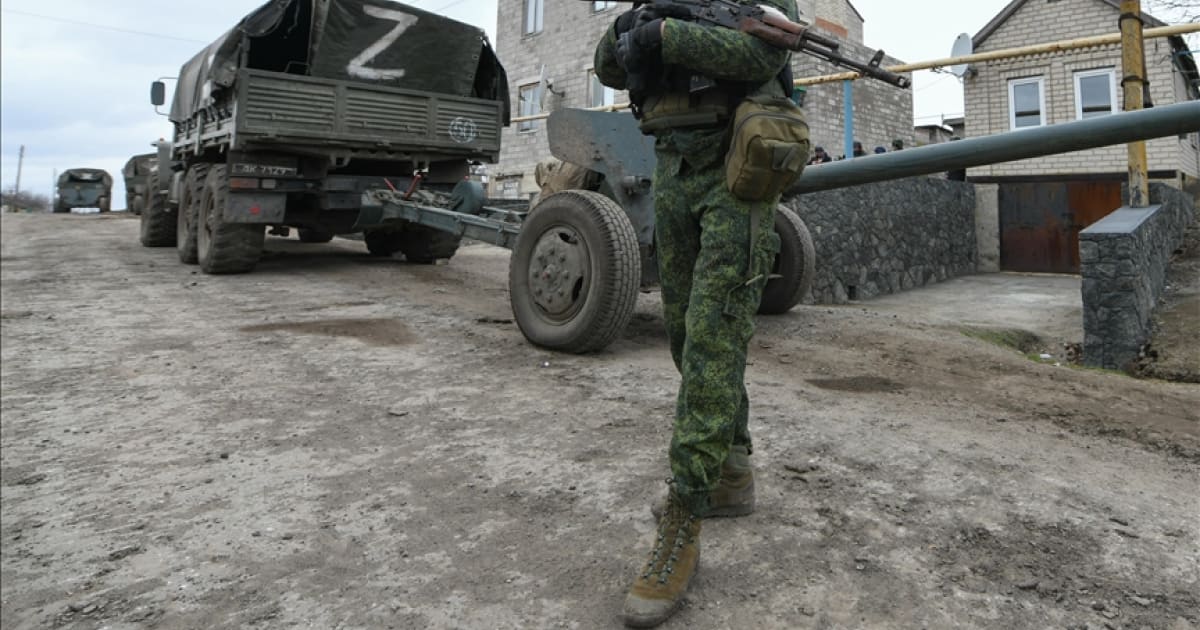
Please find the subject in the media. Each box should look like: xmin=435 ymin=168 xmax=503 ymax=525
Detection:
xmin=592 ymin=1 xmax=617 ymax=11
xmin=1008 ymin=76 xmax=1046 ymax=131
xmin=1073 ymin=68 xmax=1117 ymax=120
xmin=588 ymin=70 xmax=616 ymax=109
xmin=518 ymin=83 xmax=541 ymax=133
xmin=523 ymin=0 xmax=544 ymax=35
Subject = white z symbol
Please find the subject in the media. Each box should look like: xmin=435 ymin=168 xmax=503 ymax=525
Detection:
xmin=348 ymin=6 xmax=418 ymax=80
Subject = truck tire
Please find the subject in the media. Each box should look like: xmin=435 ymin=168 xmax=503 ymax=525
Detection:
xmin=197 ymin=165 xmax=264 ymax=274
xmin=398 ymin=225 xmax=461 ymax=264
xmin=129 ymin=195 xmax=144 ymax=216
xmin=139 ymin=192 xmax=176 ymax=247
xmin=758 ymin=204 xmax=816 ymax=315
xmin=98 ymin=197 xmax=111 ymax=213
xmin=297 ymin=228 xmax=335 ymax=243
xmin=176 ymin=164 xmax=208 ymax=264
xmin=53 ymin=203 xmax=69 ymax=214
xmin=509 ymin=190 xmax=641 ymax=354
xmin=364 ymin=228 xmax=403 ymax=257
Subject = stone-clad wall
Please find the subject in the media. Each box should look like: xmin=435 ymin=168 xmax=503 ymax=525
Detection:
xmin=1080 ymin=184 xmax=1197 ymax=369
xmin=785 ymin=177 xmax=978 ymax=304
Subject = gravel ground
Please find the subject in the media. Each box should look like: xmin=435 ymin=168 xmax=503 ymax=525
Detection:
xmin=2 ymin=212 xmax=1197 ymax=630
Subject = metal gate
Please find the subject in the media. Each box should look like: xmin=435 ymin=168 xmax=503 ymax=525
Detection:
xmin=998 ymin=180 xmax=1123 ymax=273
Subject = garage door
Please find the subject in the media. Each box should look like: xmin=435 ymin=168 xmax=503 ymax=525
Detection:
xmin=998 ymin=181 xmax=1123 ymax=273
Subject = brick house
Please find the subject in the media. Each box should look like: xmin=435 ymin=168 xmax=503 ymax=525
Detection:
xmin=962 ymin=0 xmax=1199 ymax=273
xmin=491 ymin=0 xmax=914 ymax=199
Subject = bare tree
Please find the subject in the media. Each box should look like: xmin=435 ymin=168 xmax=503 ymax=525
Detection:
xmin=2 ymin=188 xmax=51 ymax=213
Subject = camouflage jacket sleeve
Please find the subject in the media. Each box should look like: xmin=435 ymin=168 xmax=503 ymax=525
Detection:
xmin=661 ymin=0 xmax=796 ymax=84
xmin=594 ymin=25 xmax=628 ymax=90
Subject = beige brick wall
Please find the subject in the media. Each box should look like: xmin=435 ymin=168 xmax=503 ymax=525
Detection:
xmin=962 ymin=0 xmax=1199 ymax=182
xmin=494 ymin=0 xmax=909 ymax=198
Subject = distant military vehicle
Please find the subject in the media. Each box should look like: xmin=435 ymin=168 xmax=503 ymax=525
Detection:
xmin=122 ymin=153 xmax=157 ymax=216
xmin=142 ymin=0 xmax=508 ymax=273
xmin=55 ymin=169 xmax=113 ymax=213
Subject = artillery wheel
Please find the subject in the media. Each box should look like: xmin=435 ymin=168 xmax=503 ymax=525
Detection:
xmin=758 ymin=204 xmax=816 ymax=315
xmin=509 ymin=190 xmax=640 ymax=354
xmin=139 ymin=191 xmax=175 ymax=247
xmin=364 ymin=228 xmax=403 ymax=257
xmin=197 ymin=165 xmax=263 ymax=274
xmin=297 ymin=228 xmax=335 ymax=243
xmin=176 ymin=164 xmax=208 ymax=264
xmin=398 ymin=225 xmax=461 ymax=264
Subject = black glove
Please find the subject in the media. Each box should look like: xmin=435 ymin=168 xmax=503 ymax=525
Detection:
xmin=615 ymin=8 xmax=640 ymax=34
xmin=615 ymin=17 xmax=664 ymax=73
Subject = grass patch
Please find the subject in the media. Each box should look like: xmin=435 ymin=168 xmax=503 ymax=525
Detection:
xmin=960 ymin=326 xmax=1044 ymax=354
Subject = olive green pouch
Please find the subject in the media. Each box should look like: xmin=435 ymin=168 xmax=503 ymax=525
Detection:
xmin=724 ymin=95 xmax=810 ymax=201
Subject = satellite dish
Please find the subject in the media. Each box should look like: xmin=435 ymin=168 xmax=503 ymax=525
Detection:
xmin=950 ymin=33 xmax=973 ymax=78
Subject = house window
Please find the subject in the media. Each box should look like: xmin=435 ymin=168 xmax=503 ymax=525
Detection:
xmin=1008 ymin=77 xmax=1045 ymax=130
xmin=593 ymin=1 xmax=617 ymax=10
xmin=518 ymin=83 xmax=541 ymax=132
xmin=589 ymin=70 xmax=615 ymax=109
xmin=524 ymin=0 xmax=543 ymax=35
xmin=1074 ymin=68 xmax=1117 ymax=120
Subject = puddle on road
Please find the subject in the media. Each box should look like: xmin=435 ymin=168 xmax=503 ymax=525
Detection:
xmin=240 ymin=318 xmax=414 ymax=347
xmin=807 ymin=376 xmax=906 ymax=393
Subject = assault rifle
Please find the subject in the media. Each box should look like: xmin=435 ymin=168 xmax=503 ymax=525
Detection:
xmin=589 ymin=0 xmax=911 ymax=89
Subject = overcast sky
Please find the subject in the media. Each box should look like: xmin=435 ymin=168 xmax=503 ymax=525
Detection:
xmin=0 ymin=0 xmax=1190 ymax=204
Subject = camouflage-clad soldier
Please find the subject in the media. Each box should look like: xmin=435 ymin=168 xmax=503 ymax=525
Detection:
xmin=593 ymin=1 xmax=803 ymax=626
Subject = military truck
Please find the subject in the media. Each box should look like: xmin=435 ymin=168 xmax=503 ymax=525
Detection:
xmin=55 ymin=169 xmax=113 ymax=213
xmin=121 ymin=153 xmax=157 ymax=216
xmin=142 ymin=0 xmax=508 ymax=273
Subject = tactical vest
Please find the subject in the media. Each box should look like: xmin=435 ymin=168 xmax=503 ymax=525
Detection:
xmin=636 ymin=66 xmax=792 ymax=134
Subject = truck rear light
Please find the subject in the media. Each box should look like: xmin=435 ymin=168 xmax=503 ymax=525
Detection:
xmin=229 ymin=177 xmax=259 ymax=189
xmin=260 ymin=179 xmax=277 ymax=190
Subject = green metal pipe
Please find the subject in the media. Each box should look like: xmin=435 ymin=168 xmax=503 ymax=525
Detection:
xmin=788 ymin=100 xmax=1200 ymax=195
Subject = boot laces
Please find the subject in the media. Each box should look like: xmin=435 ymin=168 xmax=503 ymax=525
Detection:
xmin=640 ymin=488 xmax=695 ymax=584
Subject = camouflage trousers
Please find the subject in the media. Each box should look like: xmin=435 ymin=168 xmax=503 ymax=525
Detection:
xmin=652 ymin=129 xmax=779 ymax=518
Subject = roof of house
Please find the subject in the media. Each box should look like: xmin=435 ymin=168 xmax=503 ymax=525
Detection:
xmin=971 ymin=0 xmax=1197 ymax=99
xmin=973 ymin=0 xmax=1167 ymax=48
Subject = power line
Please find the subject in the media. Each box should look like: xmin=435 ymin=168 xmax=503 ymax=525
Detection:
xmin=0 ymin=8 xmax=208 ymax=44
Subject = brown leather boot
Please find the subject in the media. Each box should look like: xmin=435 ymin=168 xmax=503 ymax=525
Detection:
xmin=651 ymin=445 xmax=755 ymax=519
xmin=622 ymin=491 xmax=702 ymax=628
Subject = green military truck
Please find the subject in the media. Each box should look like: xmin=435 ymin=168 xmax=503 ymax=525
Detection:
xmin=121 ymin=153 xmax=157 ymax=216
xmin=142 ymin=0 xmax=508 ymax=273
xmin=55 ymin=169 xmax=113 ymax=213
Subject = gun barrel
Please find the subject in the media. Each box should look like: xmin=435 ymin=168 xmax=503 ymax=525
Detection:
xmin=788 ymin=101 xmax=1200 ymax=194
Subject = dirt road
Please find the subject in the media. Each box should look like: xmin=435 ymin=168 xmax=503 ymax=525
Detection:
xmin=2 ymin=212 xmax=1197 ymax=630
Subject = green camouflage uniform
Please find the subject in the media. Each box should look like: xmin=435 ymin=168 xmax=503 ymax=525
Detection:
xmin=595 ymin=1 xmax=797 ymax=517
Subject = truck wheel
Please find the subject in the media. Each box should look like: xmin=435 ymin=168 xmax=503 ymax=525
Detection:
xmin=139 ymin=192 xmax=176 ymax=247
xmin=98 ymin=197 xmax=111 ymax=213
xmin=758 ymin=204 xmax=816 ymax=315
xmin=176 ymin=164 xmax=208 ymax=264
xmin=197 ymin=165 xmax=264 ymax=274
xmin=398 ymin=225 xmax=461 ymax=264
xmin=509 ymin=190 xmax=641 ymax=354
xmin=364 ymin=228 xmax=403 ymax=256
xmin=53 ymin=204 xmax=69 ymax=214
xmin=129 ymin=195 xmax=144 ymax=216
xmin=298 ymin=228 xmax=335 ymax=243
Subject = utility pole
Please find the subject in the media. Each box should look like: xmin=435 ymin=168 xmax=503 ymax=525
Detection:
xmin=1120 ymin=0 xmax=1149 ymax=207
xmin=14 ymin=145 xmax=25 ymax=196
